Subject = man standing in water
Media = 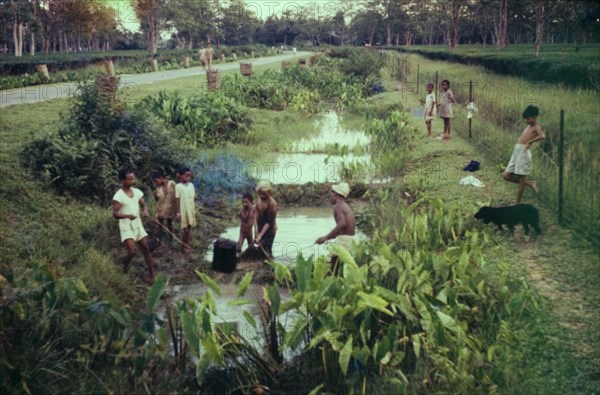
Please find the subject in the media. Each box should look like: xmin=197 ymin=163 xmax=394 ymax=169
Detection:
xmin=255 ymin=181 xmax=277 ymax=259
xmin=112 ymin=168 xmax=155 ymax=282
xmin=315 ymin=182 xmax=356 ymax=246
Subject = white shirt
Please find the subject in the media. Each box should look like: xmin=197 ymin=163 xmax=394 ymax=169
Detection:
xmin=113 ymin=188 xmax=144 ymax=230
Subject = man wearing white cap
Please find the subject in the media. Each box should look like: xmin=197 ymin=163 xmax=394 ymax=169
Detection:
xmin=315 ymin=182 xmax=355 ymax=245
xmin=254 ymin=181 xmax=277 ymax=258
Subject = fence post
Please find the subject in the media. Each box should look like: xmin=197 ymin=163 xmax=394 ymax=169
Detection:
xmin=469 ymin=81 xmax=473 ymax=138
xmin=558 ymin=109 xmax=565 ymax=225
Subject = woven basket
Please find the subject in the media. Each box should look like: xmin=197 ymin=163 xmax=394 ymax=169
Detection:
xmin=240 ymin=63 xmax=252 ymax=76
xmin=36 ymin=64 xmax=50 ymax=78
xmin=95 ymin=74 xmax=120 ymax=103
xmin=206 ymin=70 xmax=220 ymax=91
xmin=281 ymin=61 xmax=291 ymax=69
xmin=298 ymin=58 xmax=307 ymax=66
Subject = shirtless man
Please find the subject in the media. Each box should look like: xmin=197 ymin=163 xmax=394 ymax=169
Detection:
xmin=237 ymin=193 xmax=255 ymax=256
xmin=254 ymin=181 xmax=277 ymax=259
xmin=502 ymin=105 xmax=546 ymax=204
xmin=315 ymin=182 xmax=355 ymax=245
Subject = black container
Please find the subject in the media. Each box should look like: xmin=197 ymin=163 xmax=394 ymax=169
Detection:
xmin=212 ymin=238 xmax=237 ymax=273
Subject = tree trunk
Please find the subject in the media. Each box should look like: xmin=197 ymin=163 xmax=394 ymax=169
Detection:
xmin=386 ymin=23 xmax=392 ymax=46
xmin=18 ymin=23 xmax=25 ymax=57
xmin=449 ymin=1 xmax=464 ymax=49
xmin=12 ymin=22 xmax=19 ymax=57
xmin=30 ymin=30 xmax=35 ymax=56
xmin=534 ymin=0 xmax=544 ymax=56
xmin=494 ymin=0 xmax=508 ymax=49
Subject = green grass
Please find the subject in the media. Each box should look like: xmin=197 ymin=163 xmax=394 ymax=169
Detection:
xmin=380 ymin=51 xmax=599 ymax=245
xmin=401 ymin=134 xmax=600 ymax=394
xmin=367 ymin=53 xmax=600 ymax=393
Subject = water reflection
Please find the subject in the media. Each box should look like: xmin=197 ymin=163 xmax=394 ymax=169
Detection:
xmin=291 ymin=111 xmax=370 ymax=153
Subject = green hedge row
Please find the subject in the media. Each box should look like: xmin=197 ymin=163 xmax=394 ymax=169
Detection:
xmin=0 ymin=45 xmax=272 ymax=76
xmin=388 ymin=45 xmax=599 ymax=89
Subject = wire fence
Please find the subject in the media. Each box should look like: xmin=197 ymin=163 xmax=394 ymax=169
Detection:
xmin=380 ymin=51 xmax=600 ymax=249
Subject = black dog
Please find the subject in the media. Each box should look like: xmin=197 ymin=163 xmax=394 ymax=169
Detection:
xmin=474 ymin=204 xmax=541 ymax=236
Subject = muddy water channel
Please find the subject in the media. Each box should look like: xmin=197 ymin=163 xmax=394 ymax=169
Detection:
xmin=205 ymin=207 xmax=337 ymax=265
xmin=168 ymin=112 xmax=372 ymax=355
xmin=248 ymin=111 xmax=387 ymax=184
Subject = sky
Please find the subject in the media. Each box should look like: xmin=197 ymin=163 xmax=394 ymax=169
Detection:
xmin=108 ymin=0 xmax=352 ymax=33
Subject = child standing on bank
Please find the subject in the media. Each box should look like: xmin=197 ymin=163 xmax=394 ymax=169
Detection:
xmin=112 ymin=168 xmax=155 ymax=282
xmin=152 ymin=171 xmax=177 ymax=241
xmin=420 ymin=82 xmax=436 ymax=137
xmin=175 ymin=167 xmax=196 ymax=255
xmin=237 ymin=193 xmax=256 ymax=257
xmin=502 ymin=105 xmax=545 ymax=204
xmin=439 ymin=80 xmax=455 ymax=138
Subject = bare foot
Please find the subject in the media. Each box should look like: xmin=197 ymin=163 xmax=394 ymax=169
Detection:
xmin=528 ymin=181 xmax=538 ymax=193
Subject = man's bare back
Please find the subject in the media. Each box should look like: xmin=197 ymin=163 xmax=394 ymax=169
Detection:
xmin=333 ymin=200 xmax=355 ymax=236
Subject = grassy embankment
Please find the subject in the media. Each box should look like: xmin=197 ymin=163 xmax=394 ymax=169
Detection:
xmin=382 ymin=49 xmax=600 ymax=246
xmin=358 ymin=51 xmax=600 ymax=394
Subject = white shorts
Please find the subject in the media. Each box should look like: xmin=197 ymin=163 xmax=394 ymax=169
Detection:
xmin=120 ymin=226 xmax=148 ymax=243
xmin=505 ymin=143 xmax=532 ymax=175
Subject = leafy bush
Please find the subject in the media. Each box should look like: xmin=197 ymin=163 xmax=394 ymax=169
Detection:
xmin=366 ymin=110 xmax=418 ymax=176
xmin=220 ymin=57 xmax=371 ymax=112
xmin=138 ymin=91 xmax=252 ymax=148
xmin=339 ymin=49 xmax=384 ymax=80
xmin=177 ymin=196 xmax=540 ymax=394
xmin=1 ymin=259 xmax=186 ymax=393
xmin=21 ymin=81 xmax=189 ymax=202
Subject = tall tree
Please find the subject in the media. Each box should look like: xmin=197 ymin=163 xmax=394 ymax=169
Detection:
xmin=131 ymin=0 xmax=172 ymax=53
xmin=369 ymin=0 xmax=403 ymax=46
xmin=220 ymin=0 xmax=261 ymax=45
xmin=2 ymin=0 xmax=32 ymax=57
xmin=350 ymin=9 xmax=384 ymax=45
xmin=447 ymin=0 xmax=468 ymax=48
xmin=492 ymin=0 xmax=508 ymax=48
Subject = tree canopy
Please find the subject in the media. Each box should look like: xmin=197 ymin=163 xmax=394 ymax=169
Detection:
xmin=0 ymin=0 xmax=598 ymax=56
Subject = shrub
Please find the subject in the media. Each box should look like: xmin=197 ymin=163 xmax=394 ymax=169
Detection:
xmin=339 ymin=49 xmax=384 ymax=81
xmin=21 ymin=81 xmax=189 ymax=203
xmin=138 ymin=91 xmax=252 ymax=148
xmin=366 ymin=110 xmax=418 ymax=176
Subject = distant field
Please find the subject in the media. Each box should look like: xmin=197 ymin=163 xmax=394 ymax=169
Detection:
xmin=390 ymin=44 xmax=600 ymax=89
